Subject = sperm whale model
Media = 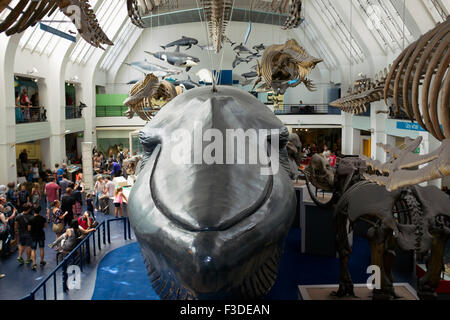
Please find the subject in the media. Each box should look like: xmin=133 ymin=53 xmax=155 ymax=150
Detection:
xmin=128 ymin=86 xmax=296 ymax=300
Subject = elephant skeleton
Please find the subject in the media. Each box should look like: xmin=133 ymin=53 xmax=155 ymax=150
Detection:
xmin=303 ymin=139 xmax=450 ymax=300
xmin=0 ymin=0 xmax=113 ymax=48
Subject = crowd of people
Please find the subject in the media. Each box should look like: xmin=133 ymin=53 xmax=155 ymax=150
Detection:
xmin=0 ymin=144 xmax=140 ymax=280
xmin=15 ymin=88 xmax=40 ymax=123
xmin=302 ymin=144 xmax=340 ymax=168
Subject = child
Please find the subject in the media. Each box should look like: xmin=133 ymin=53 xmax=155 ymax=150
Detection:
xmin=113 ymin=187 xmax=127 ymax=218
xmin=31 ymin=184 xmax=41 ymax=211
xmin=329 ymin=151 xmax=337 ymax=168
xmin=28 ymin=206 xmax=47 ymax=270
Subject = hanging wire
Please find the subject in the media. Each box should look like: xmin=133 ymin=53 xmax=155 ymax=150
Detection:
xmin=402 ymin=0 xmax=406 ymax=50
xmin=349 ymin=0 xmax=353 ymax=79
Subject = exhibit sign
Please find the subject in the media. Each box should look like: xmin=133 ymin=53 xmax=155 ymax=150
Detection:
xmin=396 ymin=121 xmax=427 ymax=132
xmin=40 ymin=23 xmax=76 ymax=43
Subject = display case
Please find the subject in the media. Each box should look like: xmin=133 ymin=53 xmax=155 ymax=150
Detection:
xmin=129 ymin=129 xmax=144 ymax=156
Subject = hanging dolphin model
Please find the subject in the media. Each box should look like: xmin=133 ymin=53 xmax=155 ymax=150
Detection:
xmin=253 ymin=44 xmax=266 ymax=52
xmin=161 ymin=36 xmax=199 ymax=50
xmin=233 ymin=43 xmax=254 ymax=56
xmin=145 ymin=48 xmax=200 ymax=72
xmin=128 ymin=86 xmax=296 ymax=300
xmin=171 ymin=76 xmax=200 ymax=90
xmin=232 ymin=55 xmax=252 ymax=69
xmin=241 ymin=71 xmax=258 ymax=79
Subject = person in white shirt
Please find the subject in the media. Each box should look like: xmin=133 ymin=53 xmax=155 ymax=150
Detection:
xmin=322 ymin=145 xmax=331 ymax=161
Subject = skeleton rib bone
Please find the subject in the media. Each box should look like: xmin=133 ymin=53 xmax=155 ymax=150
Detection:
xmin=0 ymin=0 xmax=113 ymax=48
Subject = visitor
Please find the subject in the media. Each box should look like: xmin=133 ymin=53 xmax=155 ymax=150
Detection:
xmin=104 ymin=177 xmax=116 ymax=198
xmin=0 ymin=197 xmax=17 ymax=251
xmin=15 ymin=203 xmax=33 ymax=265
xmin=0 ymin=204 xmax=14 ymax=257
xmin=110 ymin=160 xmax=122 ymax=178
xmin=78 ymin=212 xmax=98 ymax=236
xmin=30 ymin=184 xmax=41 ymax=211
xmin=0 ymin=185 xmax=6 ymax=199
xmin=6 ymin=182 xmax=18 ymax=209
xmin=117 ymin=148 xmax=125 ymax=167
xmin=19 ymin=149 xmax=28 ymax=173
xmin=31 ymin=92 xmax=39 ymax=107
xmin=15 ymin=92 xmax=24 ymax=123
xmin=329 ymin=151 xmax=337 ymax=168
xmin=72 ymin=184 xmax=83 ymax=219
xmin=94 ymin=176 xmax=105 ymax=212
xmin=31 ymin=163 xmax=40 ymax=183
xmin=311 ymin=144 xmax=318 ymax=155
xmin=323 ymin=145 xmax=331 ymax=161
xmin=75 ymin=169 xmax=83 ymax=185
xmin=59 ymin=174 xmax=72 ymax=199
xmin=18 ymin=184 xmax=30 ymax=212
xmin=86 ymin=193 xmax=94 ymax=215
xmin=113 ymin=187 xmax=127 ymax=218
xmin=28 ymin=206 xmax=47 ymax=270
xmin=44 ymin=177 xmax=60 ymax=219
xmin=61 ymin=188 xmax=75 ymax=226
xmin=56 ymin=163 xmax=66 ymax=184
xmin=48 ymin=219 xmax=80 ymax=253
xmin=50 ymin=200 xmax=67 ymax=239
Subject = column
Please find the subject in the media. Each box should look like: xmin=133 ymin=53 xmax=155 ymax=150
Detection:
xmin=0 ymin=34 xmax=20 ymax=186
xmin=341 ymin=112 xmax=354 ymax=155
xmin=370 ymin=101 xmax=388 ymax=162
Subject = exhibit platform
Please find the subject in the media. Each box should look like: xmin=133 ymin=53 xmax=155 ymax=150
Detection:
xmin=416 ymin=264 xmax=450 ymax=294
xmin=298 ymin=284 xmax=419 ymax=300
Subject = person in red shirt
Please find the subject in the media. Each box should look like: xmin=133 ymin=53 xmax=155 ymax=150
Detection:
xmin=44 ymin=177 xmax=60 ymax=219
xmin=329 ymin=151 xmax=337 ymax=168
xmin=78 ymin=212 xmax=98 ymax=238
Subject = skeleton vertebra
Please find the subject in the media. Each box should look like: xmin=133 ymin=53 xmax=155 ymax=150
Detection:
xmin=200 ymin=0 xmax=233 ymax=53
xmin=123 ymin=73 xmax=178 ymax=121
xmin=0 ymin=0 xmax=113 ymax=48
xmin=127 ymin=0 xmax=178 ymax=28
xmin=252 ymin=39 xmax=322 ymax=94
xmin=330 ymin=70 xmax=389 ymax=115
xmin=282 ymin=0 xmax=302 ymax=30
xmin=331 ymin=18 xmax=450 ymax=142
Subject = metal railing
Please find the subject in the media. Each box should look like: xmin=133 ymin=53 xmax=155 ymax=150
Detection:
xmin=96 ymin=106 xmax=128 ymax=117
xmin=16 ymin=106 xmax=48 ymax=124
xmin=21 ymin=217 xmax=132 ymax=300
xmin=66 ymin=106 xmax=83 ymax=119
xmin=273 ymin=104 xmax=341 ymax=115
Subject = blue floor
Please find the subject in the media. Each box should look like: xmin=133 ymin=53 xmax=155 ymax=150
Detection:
xmin=0 ymin=201 xmax=129 ymax=300
xmin=90 ymin=228 xmax=415 ymax=300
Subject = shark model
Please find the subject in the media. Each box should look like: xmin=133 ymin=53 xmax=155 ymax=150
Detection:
xmin=253 ymin=44 xmax=266 ymax=52
xmin=161 ymin=36 xmax=199 ymax=50
xmin=170 ymin=76 xmax=199 ymax=90
xmin=145 ymin=47 xmax=200 ymax=72
xmin=125 ymin=60 xmax=181 ymax=78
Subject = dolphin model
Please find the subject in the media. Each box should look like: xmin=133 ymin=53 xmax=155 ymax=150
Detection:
xmin=161 ymin=36 xmax=199 ymax=50
xmin=253 ymin=44 xmax=266 ymax=52
xmin=170 ymin=76 xmax=199 ymax=90
xmin=145 ymin=47 xmax=200 ymax=72
xmin=233 ymin=43 xmax=254 ymax=56
xmin=232 ymin=55 xmax=252 ymax=69
xmin=197 ymin=44 xmax=216 ymax=51
xmin=225 ymin=36 xmax=237 ymax=47
xmin=128 ymin=86 xmax=296 ymax=300
xmin=241 ymin=71 xmax=258 ymax=79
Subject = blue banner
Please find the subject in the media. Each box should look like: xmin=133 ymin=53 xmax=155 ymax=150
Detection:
xmin=40 ymin=23 xmax=76 ymax=42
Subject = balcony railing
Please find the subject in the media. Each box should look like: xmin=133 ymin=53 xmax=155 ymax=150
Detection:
xmin=272 ymin=104 xmax=341 ymax=115
xmin=96 ymin=106 xmax=128 ymax=117
xmin=65 ymin=105 xmax=83 ymax=120
xmin=15 ymin=106 xmax=48 ymax=124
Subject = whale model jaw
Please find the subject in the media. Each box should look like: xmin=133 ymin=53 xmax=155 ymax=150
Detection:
xmin=128 ymin=86 xmax=296 ymax=300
